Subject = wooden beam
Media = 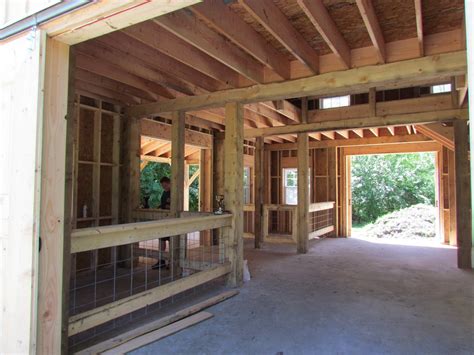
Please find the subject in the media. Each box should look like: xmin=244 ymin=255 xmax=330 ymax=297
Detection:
xmin=123 ymin=21 xmax=240 ymax=87
xmin=416 ymin=123 xmax=454 ymax=151
xmin=154 ymin=11 xmax=264 ymax=83
xmin=44 ymin=0 xmax=202 ymax=45
xmin=343 ymin=141 xmax=441 ymax=156
xmin=254 ymin=137 xmax=264 ymax=249
xmin=297 ymin=0 xmax=351 ymax=68
xmin=414 ymin=0 xmax=424 ymax=56
xmin=244 ymin=109 xmax=467 ymax=138
xmin=127 ymin=51 xmax=467 ymax=116
xmin=356 ymin=0 xmax=386 ymax=63
xmin=191 ymin=0 xmax=290 ymax=79
xmin=75 ymin=53 xmax=174 ymax=100
xmin=454 ymin=120 xmax=472 ymax=268
xmin=239 ymin=0 xmax=319 ymax=73
xmin=141 ymin=118 xmax=212 ymax=149
xmin=266 ymin=133 xmax=432 ymax=151
xmin=224 ymin=102 xmax=244 ymax=287
xmin=171 ymin=111 xmax=185 ymax=215
xmin=297 ymin=133 xmax=309 ymax=253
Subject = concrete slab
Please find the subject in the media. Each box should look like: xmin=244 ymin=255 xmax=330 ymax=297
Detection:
xmin=131 ymin=238 xmax=474 ymax=355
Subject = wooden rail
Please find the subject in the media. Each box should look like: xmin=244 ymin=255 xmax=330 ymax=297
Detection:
xmin=262 ymin=202 xmax=336 ymax=243
xmin=68 ymin=263 xmax=231 ymax=335
xmin=71 ymin=214 xmax=232 ymax=253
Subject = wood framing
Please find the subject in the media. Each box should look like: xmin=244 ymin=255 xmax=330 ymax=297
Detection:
xmin=454 ymin=120 xmax=472 ymax=269
xmin=128 ymin=51 xmax=467 ymax=116
xmin=254 ymin=137 xmax=264 ymax=248
xmin=68 ymin=263 xmax=230 ymax=335
xmin=297 ymin=132 xmax=309 ymax=253
xmin=356 ymin=0 xmax=386 ymax=63
xmin=171 ymin=111 xmax=185 ymax=215
xmin=224 ymin=102 xmax=244 ymax=287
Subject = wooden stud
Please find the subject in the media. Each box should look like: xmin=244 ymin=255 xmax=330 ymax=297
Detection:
xmin=254 ymin=137 xmax=264 ymax=248
xmin=223 ymin=102 xmax=244 ymax=287
xmin=369 ymin=87 xmax=377 ymax=117
xmin=414 ymin=0 xmax=424 ymax=56
xmin=448 ymin=150 xmax=457 ymax=245
xmin=454 ymin=120 xmax=472 ymax=268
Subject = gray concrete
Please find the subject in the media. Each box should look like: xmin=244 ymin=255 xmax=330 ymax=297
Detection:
xmin=132 ymin=238 xmax=473 ymax=355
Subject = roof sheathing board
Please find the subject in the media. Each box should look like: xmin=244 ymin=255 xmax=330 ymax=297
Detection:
xmin=422 ymin=0 xmax=465 ymax=36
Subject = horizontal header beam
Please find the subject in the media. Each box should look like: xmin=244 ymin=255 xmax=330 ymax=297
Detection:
xmin=244 ymin=109 xmax=467 ymax=138
xmin=127 ymin=51 xmax=467 ymax=116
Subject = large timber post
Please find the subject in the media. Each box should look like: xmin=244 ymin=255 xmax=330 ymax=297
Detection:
xmin=297 ymin=97 xmax=310 ymax=253
xmin=224 ymin=102 xmax=244 ymax=287
xmin=454 ymin=119 xmax=472 ymax=268
xmin=465 ymin=0 xmax=474 ymax=268
xmin=254 ymin=137 xmax=264 ymax=248
xmin=171 ymin=111 xmax=185 ymax=277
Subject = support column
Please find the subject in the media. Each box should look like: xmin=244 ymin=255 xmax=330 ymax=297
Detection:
xmin=37 ymin=38 xmax=70 ymax=354
xmin=224 ymin=102 xmax=244 ymax=287
xmin=171 ymin=111 xmax=185 ymax=215
xmin=171 ymin=111 xmax=185 ymax=277
xmin=297 ymin=97 xmax=309 ymax=253
xmin=254 ymin=137 xmax=264 ymax=248
xmin=454 ymin=119 xmax=472 ymax=268
xmin=465 ymin=0 xmax=474 ymax=267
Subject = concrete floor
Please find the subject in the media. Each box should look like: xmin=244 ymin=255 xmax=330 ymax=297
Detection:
xmin=131 ymin=238 xmax=473 ymax=355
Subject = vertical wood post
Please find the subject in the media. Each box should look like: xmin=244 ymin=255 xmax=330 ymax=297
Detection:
xmin=171 ymin=111 xmax=185 ymax=216
xmin=224 ymin=102 xmax=244 ymax=287
xmin=454 ymin=119 xmax=472 ymax=268
xmin=37 ymin=37 xmax=70 ymax=354
xmin=171 ymin=111 xmax=185 ymax=277
xmin=328 ymin=147 xmax=338 ymax=236
xmin=254 ymin=137 xmax=264 ymax=248
xmin=297 ymin=97 xmax=309 ymax=253
xmin=448 ymin=150 xmax=457 ymax=245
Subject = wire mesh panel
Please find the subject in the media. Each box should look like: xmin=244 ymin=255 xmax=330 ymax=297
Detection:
xmin=309 ymin=203 xmax=335 ymax=238
xmin=68 ymin=223 xmax=229 ymax=348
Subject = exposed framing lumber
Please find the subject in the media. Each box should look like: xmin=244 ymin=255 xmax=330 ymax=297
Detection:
xmin=171 ymin=111 xmax=185 ymax=216
xmin=37 ymin=38 xmax=70 ymax=354
xmin=78 ymin=290 xmax=238 ymax=355
xmin=297 ymin=132 xmax=310 ymax=253
xmin=154 ymin=11 xmax=264 ymax=83
xmin=416 ymin=123 xmax=454 ymax=151
xmin=141 ymin=118 xmax=212 ymax=149
xmin=101 ymin=312 xmax=214 ymax=354
xmin=297 ymin=0 xmax=351 ymax=69
xmin=224 ymin=102 xmax=244 ymax=287
xmin=127 ymin=51 xmax=467 ymax=116
xmin=265 ymin=133 xmax=432 ymax=151
xmin=254 ymin=137 xmax=264 ymax=248
xmin=44 ymin=0 xmax=202 ymax=45
xmin=191 ymin=0 xmax=290 ymax=80
xmin=238 ymin=0 xmax=319 ymax=73
xmin=71 ymin=214 xmax=232 ymax=253
xmin=414 ymin=0 xmax=424 ymax=56
xmin=454 ymin=120 xmax=472 ymax=269
xmin=356 ymin=0 xmax=386 ymax=63
xmin=244 ymin=109 xmax=467 ymax=138
xmin=68 ymin=263 xmax=231 ymax=335
xmin=343 ymin=141 xmax=441 ymax=156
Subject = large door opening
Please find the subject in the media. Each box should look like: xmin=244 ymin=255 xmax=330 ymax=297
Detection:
xmin=347 ymin=152 xmax=442 ymax=245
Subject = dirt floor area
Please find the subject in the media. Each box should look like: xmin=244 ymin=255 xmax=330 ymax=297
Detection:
xmin=131 ymin=238 xmax=473 ymax=355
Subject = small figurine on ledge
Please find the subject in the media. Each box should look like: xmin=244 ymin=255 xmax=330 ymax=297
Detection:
xmin=214 ymin=195 xmax=225 ymax=215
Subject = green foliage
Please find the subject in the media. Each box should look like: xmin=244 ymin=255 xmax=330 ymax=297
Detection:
xmin=351 ymin=153 xmax=435 ymax=224
xmin=140 ymin=162 xmax=199 ymax=211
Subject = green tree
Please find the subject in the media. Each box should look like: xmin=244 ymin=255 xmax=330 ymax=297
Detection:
xmin=140 ymin=162 xmax=199 ymax=211
xmin=351 ymin=153 xmax=435 ymax=224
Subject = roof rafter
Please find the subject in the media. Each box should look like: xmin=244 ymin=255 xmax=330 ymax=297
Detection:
xmin=238 ymin=0 xmax=319 ymax=74
xmin=356 ymin=0 xmax=386 ymax=63
xmin=154 ymin=10 xmax=265 ymax=83
xmin=191 ymin=0 xmax=291 ymax=80
xmin=414 ymin=0 xmax=424 ymax=56
xmin=297 ymin=0 xmax=351 ymax=69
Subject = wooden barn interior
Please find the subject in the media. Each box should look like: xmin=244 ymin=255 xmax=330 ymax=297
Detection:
xmin=1 ymin=0 xmax=473 ymax=353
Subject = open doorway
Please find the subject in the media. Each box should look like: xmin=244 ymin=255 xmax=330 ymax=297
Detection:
xmin=349 ymin=152 xmax=441 ymax=245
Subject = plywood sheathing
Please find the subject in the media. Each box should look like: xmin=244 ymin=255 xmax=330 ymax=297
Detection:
xmin=422 ymin=0 xmax=465 ymax=36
